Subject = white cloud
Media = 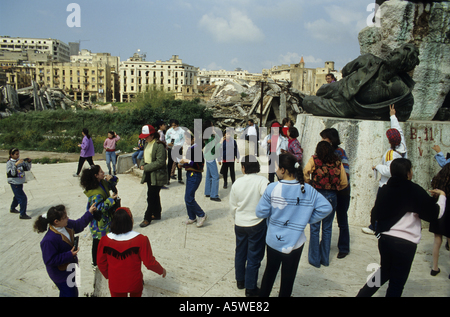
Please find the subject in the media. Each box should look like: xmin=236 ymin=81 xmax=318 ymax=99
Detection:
xmin=230 ymin=58 xmax=239 ymax=65
xmin=305 ymin=4 xmax=366 ymax=44
xmin=198 ymin=8 xmax=265 ymax=44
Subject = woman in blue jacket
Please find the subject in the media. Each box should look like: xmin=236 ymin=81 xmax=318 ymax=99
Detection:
xmin=256 ymin=153 xmax=332 ymax=297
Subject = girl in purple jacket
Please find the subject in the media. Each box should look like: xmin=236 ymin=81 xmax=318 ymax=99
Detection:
xmin=33 ymin=204 xmax=96 ymax=297
xmin=74 ymin=128 xmax=95 ymax=177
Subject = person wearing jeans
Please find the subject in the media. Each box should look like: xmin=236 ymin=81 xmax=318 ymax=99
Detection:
xmin=104 ymin=131 xmax=120 ymax=175
xmin=179 ymin=131 xmax=206 ymax=227
xmin=303 ymin=141 xmax=348 ymax=268
xmin=308 ymin=189 xmax=337 ymax=267
xmin=7 ymin=148 xmax=32 ymax=219
xmin=230 ymin=156 xmax=268 ymax=297
xmin=203 ymin=121 xmax=221 ymax=201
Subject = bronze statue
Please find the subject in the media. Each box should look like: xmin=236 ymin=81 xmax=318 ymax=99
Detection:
xmin=301 ymin=44 xmax=420 ymax=121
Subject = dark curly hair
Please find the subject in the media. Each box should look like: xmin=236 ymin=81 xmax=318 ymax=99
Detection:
xmin=80 ymin=165 xmax=102 ymax=191
xmin=315 ymin=141 xmax=339 ymax=164
xmin=431 ymin=163 xmax=450 ymax=196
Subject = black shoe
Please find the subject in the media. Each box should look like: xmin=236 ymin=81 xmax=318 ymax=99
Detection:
xmin=178 ymin=180 xmax=184 ymax=184
xmin=205 ymin=195 xmax=210 ymax=198
xmin=245 ymin=287 xmax=260 ymax=297
xmin=20 ymin=214 xmax=31 ymax=220
xmin=170 ymin=176 xmax=176 ymax=180
xmin=431 ymin=268 xmax=440 ymax=276
xmin=10 ymin=208 xmax=20 ymax=214
xmin=223 ymin=184 xmax=228 ymax=189
xmin=210 ymin=197 xmax=221 ymax=202
xmin=236 ymin=281 xmax=245 ymax=290
xmin=337 ymin=252 xmax=348 ymax=259
xmin=139 ymin=220 xmax=151 ymax=228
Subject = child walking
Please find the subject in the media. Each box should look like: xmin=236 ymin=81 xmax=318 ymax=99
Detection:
xmin=356 ymin=158 xmax=446 ymax=297
xmin=179 ymin=131 xmax=207 ymax=227
xmin=256 ymin=153 xmax=333 ymax=297
xmin=7 ymin=148 xmax=32 ymax=219
xmin=229 ymin=155 xmax=268 ymax=297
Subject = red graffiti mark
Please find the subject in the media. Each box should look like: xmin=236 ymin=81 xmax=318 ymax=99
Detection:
xmin=418 ymin=147 xmax=423 ymax=157
xmin=410 ymin=127 xmax=435 ymax=142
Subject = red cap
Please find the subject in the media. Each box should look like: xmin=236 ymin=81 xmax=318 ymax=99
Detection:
xmin=139 ymin=125 xmax=156 ymax=138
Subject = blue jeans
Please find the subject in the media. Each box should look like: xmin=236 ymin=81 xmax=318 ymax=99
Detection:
xmin=10 ymin=184 xmax=27 ymax=216
xmin=105 ymin=151 xmax=117 ymax=174
xmin=204 ymin=160 xmax=219 ymax=198
xmin=185 ymin=171 xmax=205 ymax=220
xmin=234 ymin=221 xmax=267 ymax=290
xmin=132 ymin=150 xmax=143 ymax=165
xmin=308 ymin=189 xmax=337 ymax=268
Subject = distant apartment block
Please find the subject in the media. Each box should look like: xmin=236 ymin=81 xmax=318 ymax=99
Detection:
xmin=71 ymin=49 xmax=120 ymax=102
xmin=197 ymin=68 xmax=262 ymax=85
xmin=119 ymin=54 xmax=198 ymax=102
xmin=0 ymin=36 xmax=70 ymax=62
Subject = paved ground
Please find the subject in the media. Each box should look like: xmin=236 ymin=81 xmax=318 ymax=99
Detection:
xmin=0 ymin=151 xmax=449 ymax=297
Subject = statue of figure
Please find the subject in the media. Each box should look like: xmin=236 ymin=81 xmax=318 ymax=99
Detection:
xmin=301 ymin=44 xmax=420 ymax=121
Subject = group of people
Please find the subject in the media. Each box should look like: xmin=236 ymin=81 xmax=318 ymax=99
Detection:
xmin=6 ymin=106 xmax=449 ymax=297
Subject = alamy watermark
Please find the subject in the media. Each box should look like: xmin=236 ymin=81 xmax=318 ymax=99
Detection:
xmin=366 ymin=263 xmax=381 ymax=288
xmin=67 ymin=3 xmax=81 ymax=28
xmin=66 ymin=263 xmax=81 ymax=288
xmin=366 ymin=3 xmax=382 ymax=28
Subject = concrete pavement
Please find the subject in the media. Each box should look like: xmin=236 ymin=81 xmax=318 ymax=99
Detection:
xmin=0 ymin=152 xmax=449 ymax=297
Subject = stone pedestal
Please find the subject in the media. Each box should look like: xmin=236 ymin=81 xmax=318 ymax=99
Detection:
xmin=358 ymin=0 xmax=450 ymax=121
xmin=295 ymin=113 xmax=450 ymax=226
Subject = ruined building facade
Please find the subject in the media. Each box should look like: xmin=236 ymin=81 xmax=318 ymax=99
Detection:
xmin=263 ymin=57 xmax=342 ymax=95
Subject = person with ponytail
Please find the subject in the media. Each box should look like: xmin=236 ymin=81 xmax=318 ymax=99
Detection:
xmin=256 ymin=153 xmax=333 ymax=297
xmin=34 ymin=204 xmax=97 ymax=297
xmin=303 ymin=141 xmax=348 ymax=268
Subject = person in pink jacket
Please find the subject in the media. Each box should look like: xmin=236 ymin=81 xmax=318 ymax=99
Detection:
xmin=103 ymin=131 xmax=120 ymax=175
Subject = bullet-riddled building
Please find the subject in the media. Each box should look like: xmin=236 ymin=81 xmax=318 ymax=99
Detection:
xmin=0 ymin=36 xmax=70 ymax=62
xmin=36 ymin=61 xmax=112 ymax=102
xmin=119 ymin=54 xmax=198 ymax=102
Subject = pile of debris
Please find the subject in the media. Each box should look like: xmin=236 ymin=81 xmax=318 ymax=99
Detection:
xmin=206 ymin=78 xmax=304 ymax=129
xmin=0 ymin=80 xmax=118 ymax=117
xmin=1 ymin=80 xmax=75 ymax=117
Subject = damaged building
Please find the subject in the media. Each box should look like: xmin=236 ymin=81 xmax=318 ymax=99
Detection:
xmin=206 ymin=78 xmax=304 ymax=129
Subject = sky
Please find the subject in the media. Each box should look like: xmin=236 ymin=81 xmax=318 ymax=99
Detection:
xmin=1 ymin=0 xmax=374 ymax=73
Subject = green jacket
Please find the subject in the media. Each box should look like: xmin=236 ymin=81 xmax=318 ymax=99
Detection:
xmin=84 ymin=176 xmax=118 ymax=239
xmin=140 ymin=141 xmax=168 ymax=186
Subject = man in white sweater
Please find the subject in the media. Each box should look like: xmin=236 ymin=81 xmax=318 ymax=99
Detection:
xmin=229 ymin=155 xmax=269 ymax=297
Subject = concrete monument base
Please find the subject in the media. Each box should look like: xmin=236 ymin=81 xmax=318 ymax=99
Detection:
xmin=295 ymin=113 xmax=450 ymax=226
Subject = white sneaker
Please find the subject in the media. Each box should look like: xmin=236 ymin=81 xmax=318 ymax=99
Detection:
xmin=361 ymin=227 xmax=375 ymax=235
xmin=197 ymin=214 xmax=207 ymax=227
xmin=185 ymin=218 xmax=197 ymax=225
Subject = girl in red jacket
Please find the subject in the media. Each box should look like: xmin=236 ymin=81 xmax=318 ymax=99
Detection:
xmin=97 ymin=207 xmax=166 ymax=297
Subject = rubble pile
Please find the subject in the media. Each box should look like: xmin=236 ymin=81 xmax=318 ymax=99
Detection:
xmin=0 ymin=80 xmax=117 ymax=117
xmin=1 ymin=80 xmax=75 ymax=117
xmin=206 ymin=78 xmax=304 ymax=129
